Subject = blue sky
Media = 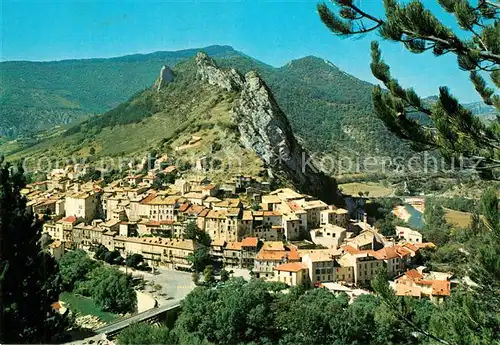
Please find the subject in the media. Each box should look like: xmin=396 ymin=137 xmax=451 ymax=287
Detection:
xmin=1 ymin=0 xmax=489 ymax=102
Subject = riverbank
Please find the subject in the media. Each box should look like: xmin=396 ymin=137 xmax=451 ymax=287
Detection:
xmin=393 ymin=205 xmax=412 ymax=222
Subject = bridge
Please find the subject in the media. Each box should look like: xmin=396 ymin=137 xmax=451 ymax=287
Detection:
xmin=95 ymin=299 xmax=181 ymax=338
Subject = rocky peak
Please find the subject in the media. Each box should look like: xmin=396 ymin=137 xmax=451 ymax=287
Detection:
xmin=235 ymin=74 xmax=339 ymax=204
xmin=195 ymin=52 xmax=244 ymax=92
xmin=153 ymin=65 xmax=174 ymax=92
xmin=193 ymin=52 xmax=340 ymax=204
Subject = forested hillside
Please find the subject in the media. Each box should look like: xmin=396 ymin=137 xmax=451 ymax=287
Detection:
xmin=0 ymin=45 xmax=240 ymax=137
xmin=2 ymin=46 xmax=418 ymax=162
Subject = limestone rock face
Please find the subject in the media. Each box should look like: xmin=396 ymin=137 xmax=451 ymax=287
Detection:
xmin=194 ymin=52 xmax=340 ymax=204
xmin=154 ymin=65 xmax=174 ymax=91
xmin=195 ymin=52 xmax=244 ymax=92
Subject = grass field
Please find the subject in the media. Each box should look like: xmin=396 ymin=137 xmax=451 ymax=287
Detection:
xmin=444 ymin=208 xmax=472 ymax=228
xmin=339 ymin=182 xmax=393 ymax=198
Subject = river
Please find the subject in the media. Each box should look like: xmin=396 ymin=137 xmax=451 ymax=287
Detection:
xmin=404 ymin=204 xmax=424 ymax=229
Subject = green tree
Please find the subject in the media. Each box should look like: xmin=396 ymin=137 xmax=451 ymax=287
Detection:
xmin=125 ymin=253 xmax=144 ymax=269
xmin=80 ymin=266 xmax=137 ymax=314
xmin=191 ymin=271 xmax=200 ymax=285
xmin=173 ymin=278 xmax=277 ymax=344
xmin=318 ymin=0 xmax=500 ymax=176
xmin=187 ymin=245 xmax=211 ymax=273
xmin=220 ymin=269 xmax=230 ymax=282
xmin=59 ymin=249 xmax=99 ymax=291
xmin=375 ymin=213 xmax=397 ymax=237
xmin=481 ymin=187 xmax=499 ymax=231
xmin=94 ymin=244 xmax=109 ymax=261
xmin=422 ymin=198 xmax=451 ymax=245
xmin=117 ymin=323 xmax=172 ymax=345
xmin=185 ymin=221 xmax=212 ymax=272
xmin=0 ymin=160 xmax=68 ymax=343
xmin=104 ymin=249 xmax=123 ymax=265
xmin=203 ymin=265 xmax=215 ymax=285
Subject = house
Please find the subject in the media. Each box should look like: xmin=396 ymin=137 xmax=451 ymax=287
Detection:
xmin=201 ymin=184 xmax=218 ymax=197
xmin=253 ymin=244 xmax=301 ymax=280
xmin=344 ymin=229 xmax=385 ymax=251
xmin=203 ymin=196 xmax=222 ymax=208
xmin=127 ymin=174 xmax=144 ymax=187
xmin=373 ymin=245 xmax=411 ymax=277
xmin=43 ymin=222 xmax=59 ymax=241
xmin=65 ymin=191 xmax=100 ymax=223
xmin=183 ymin=192 xmax=206 ymax=205
xmin=240 ymin=237 xmax=261 ymax=268
xmin=310 ymin=224 xmax=346 ymax=249
xmin=394 ymin=269 xmax=451 ymax=302
xmin=51 ymin=216 xmax=81 ymax=248
xmin=137 ymin=220 xmax=184 ymax=238
xmin=48 ymin=240 xmax=64 ymax=260
xmin=210 ymin=239 xmax=226 ymax=263
xmin=320 ymin=208 xmax=349 ymax=228
xmin=223 ymin=241 xmax=242 ymax=267
xmin=275 ymin=262 xmax=309 ymax=286
xmin=109 ymin=236 xmax=196 ymax=269
xmin=140 ymin=194 xmax=182 ymax=222
xmin=301 ymin=199 xmax=329 ymax=228
xmin=281 ymin=214 xmax=301 ymax=241
xmin=341 ymin=246 xmax=385 ymax=285
xmin=204 ymin=208 xmax=243 ymax=242
xmin=395 ymin=226 xmax=423 ymax=244
xmin=252 ymin=210 xmax=284 ymax=241
xmin=302 ymin=251 xmax=336 ymax=285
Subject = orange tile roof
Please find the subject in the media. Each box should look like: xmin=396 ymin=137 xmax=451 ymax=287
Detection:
xmin=405 ymin=269 xmax=424 ymax=280
xmin=430 ymin=280 xmax=451 ymax=296
xmin=198 ymin=208 xmax=210 ymax=217
xmin=225 ymin=242 xmax=242 ymax=250
xmin=374 ymin=246 xmax=399 ymax=260
xmin=139 ymin=193 xmax=157 ymax=205
xmin=263 ymin=210 xmax=282 ymax=217
xmin=261 ymin=241 xmax=285 ymax=251
xmin=375 ymin=245 xmax=411 ymax=260
xmin=211 ymin=239 xmax=226 ymax=247
xmin=241 ymin=237 xmax=259 ymax=247
xmin=178 ymin=203 xmax=190 ymax=212
xmin=276 ymin=262 xmax=307 ymax=272
xmin=62 ymin=216 xmax=77 ymax=223
xmin=343 ymin=245 xmax=361 ymax=255
xmin=201 ymin=184 xmax=216 ymax=190
xmin=287 ymin=201 xmax=303 ymax=212
xmin=395 ymin=284 xmax=421 ymax=297
xmin=256 ymin=248 xmax=301 ymax=261
xmin=414 ymin=242 xmax=436 ymax=249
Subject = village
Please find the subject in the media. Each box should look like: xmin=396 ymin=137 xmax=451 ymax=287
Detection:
xmin=26 ymin=157 xmax=451 ymax=304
